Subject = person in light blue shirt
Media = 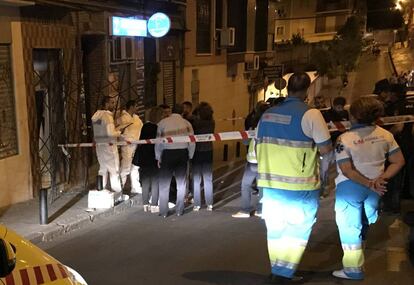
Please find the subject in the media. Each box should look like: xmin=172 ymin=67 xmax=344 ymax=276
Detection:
xmin=333 ymin=97 xmax=405 ymax=280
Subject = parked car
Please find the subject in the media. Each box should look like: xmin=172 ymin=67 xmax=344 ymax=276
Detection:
xmin=362 ymin=37 xmax=375 ymax=52
xmin=0 ymin=224 xmax=87 ymax=285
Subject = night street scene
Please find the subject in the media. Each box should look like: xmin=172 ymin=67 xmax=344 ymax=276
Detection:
xmin=1 ymin=0 xmax=414 ymax=284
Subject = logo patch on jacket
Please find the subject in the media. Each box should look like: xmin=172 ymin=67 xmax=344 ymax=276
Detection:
xmin=335 ymin=143 xmax=345 ymax=154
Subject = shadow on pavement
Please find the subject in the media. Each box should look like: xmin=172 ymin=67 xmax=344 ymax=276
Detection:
xmin=182 ymin=270 xmax=267 ymax=285
xmin=365 ymin=213 xmax=399 ymax=250
xmin=0 ymin=205 xmax=11 ymax=219
xmin=182 ymin=270 xmax=365 ymax=285
xmin=297 ymin=271 xmax=343 ymax=284
xmin=48 ymin=192 xmax=86 ymax=223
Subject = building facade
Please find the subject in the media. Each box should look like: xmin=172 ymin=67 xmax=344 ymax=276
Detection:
xmin=273 ymin=0 xmax=355 ymax=43
xmin=0 ymin=1 xmax=32 ymax=207
xmin=183 ymin=0 xmax=278 ymax=162
xmin=3 ymin=0 xmax=356 ymax=207
xmin=0 ymin=0 xmax=185 ymax=207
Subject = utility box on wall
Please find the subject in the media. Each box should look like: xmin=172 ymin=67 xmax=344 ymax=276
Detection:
xmin=220 ymin=27 xmax=235 ymax=47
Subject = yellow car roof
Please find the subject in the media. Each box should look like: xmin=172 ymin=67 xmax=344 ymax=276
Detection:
xmin=0 ymin=225 xmax=79 ymax=285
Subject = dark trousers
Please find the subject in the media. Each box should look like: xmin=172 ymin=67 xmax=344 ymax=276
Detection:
xmin=382 ymin=169 xmax=404 ymax=213
xmin=402 ymin=152 xmax=414 ymax=199
xmin=193 ymin=151 xmax=213 ymax=207
xmin=241 ymin=162 xmax=260 ymax=213
xmin=159 ymin=149 xmax=189 ymax=216
xmin=140 ymin=167 xmax=159 ymax=206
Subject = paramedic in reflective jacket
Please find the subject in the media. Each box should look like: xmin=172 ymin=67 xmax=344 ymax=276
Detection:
xmin=256 ymin=72 xmax=333 ymax=283
xmin=333 ymin=97 xmax=405 ymax=280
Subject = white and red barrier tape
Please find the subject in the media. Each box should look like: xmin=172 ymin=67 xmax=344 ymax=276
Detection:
xmin=327 ymin=115 xmax=414 ymax=132
xmin=59 ymin=115 xmax=414 ymax=152
xmin=217 ymin=117 xmax=245 ymax=122
xmin=60 ymin=130 xmax=256 ymax=149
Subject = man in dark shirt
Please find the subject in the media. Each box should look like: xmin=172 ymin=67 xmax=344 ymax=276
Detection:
xmin=323 ymin=96 xmax=349 ymax=123
xmin=323 ymin=96 xmax=349 ymax=144
xmin=182 ymin=101 xmax=194 ymax=126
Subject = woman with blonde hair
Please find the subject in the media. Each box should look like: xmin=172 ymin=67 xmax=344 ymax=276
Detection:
xmin=333 ymin=97 xmax=405 ymax=280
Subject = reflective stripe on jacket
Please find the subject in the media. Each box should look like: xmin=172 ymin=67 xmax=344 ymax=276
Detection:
xmin=256 ymin=97 xmax=320 ymax=191
xmin=246 ymin=138 xmax=257 ymax=164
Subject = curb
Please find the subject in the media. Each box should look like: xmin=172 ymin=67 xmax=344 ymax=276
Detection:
xmin=23 ymin=162 xmax=245 ymax=244
xmin=28 ymin=195 xmax=142 ymax=244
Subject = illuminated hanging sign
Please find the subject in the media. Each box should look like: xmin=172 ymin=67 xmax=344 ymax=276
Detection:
xmin=147 ymin=13 xmax=171 ymax=38
xmin=110 ymin=13 xmax=171 ymax=38
xmin=110 ymin=16 xmax=147 ymax=37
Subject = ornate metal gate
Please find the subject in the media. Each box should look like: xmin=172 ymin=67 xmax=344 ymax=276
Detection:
xmin=33 ymin=49 xmax=69 ymax=202
xmin=25 ymin=24 xmax=145 ymax=203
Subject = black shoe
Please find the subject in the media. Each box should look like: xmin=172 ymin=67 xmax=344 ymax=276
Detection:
xmin=176 ymin=212 xmax=183 ymax=217
xmin=266 ymin=274 xmax=303 ymax=284
xmin=159 ymin=214 xmax=168 ymax=218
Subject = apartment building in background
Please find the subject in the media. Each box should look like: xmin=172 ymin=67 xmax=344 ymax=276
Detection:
xmin=273 ymin=0 xmax=355 ymax=43
xmin=184 ymin=0 xmax=277 ymax=162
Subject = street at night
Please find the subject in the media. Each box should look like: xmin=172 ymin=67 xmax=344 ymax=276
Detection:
xmin=39 ymin=189 xmax=414 ymax=285
xmin=1 ymin=0 xmax=414 ymax=284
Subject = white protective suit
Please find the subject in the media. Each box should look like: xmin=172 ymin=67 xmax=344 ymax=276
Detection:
xmin=117 ymin=110 xmax=143 ymax=192
xmin=92 ymin=110 xmax=122 ymax=192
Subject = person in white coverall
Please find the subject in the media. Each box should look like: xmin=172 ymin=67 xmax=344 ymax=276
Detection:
xmin=117 ymin=100 xmax=143 ymax=193
xmin=92 ymin=96 xmax=122 ymax=192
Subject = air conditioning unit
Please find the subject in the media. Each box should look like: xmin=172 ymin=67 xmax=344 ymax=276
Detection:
xmin=245 ymin=54 xmax=260 ymax=71
xmin=110 ymin=37 xmax=135 ymax=62
xmin=220 ymin=27 xmax=235 ymax=47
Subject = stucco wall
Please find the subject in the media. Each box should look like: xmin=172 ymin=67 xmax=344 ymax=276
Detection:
xmin=184 ymin=0 xmax=226 ymax=66
xmin=0 ymin=20 xmax=32 ymax=208
xmin=0 ymin=7 xmax=19 ymax=44
xmin=184 ymin=63 xmax=249 ymax=163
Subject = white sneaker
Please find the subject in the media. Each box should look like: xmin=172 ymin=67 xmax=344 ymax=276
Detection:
xmin=207 ymin=205 xmax=213 ymax=211
xmin=143 ymin=204 xmax=150 ymax=212
xmin=116 ymin=194 xmax=130 ymax=202
xmin=332 ymin=270 xmax=353 ymax=279
xmin=150 ymin=206 xmax=159 ymax=213
xmin=168 ymin=202 xmax=175 ymax=209
xmin=232 ymin=211 xmax=250 ymax=218
xmin=254 ymin=211 xmax=262 ymax=217
xmin=193 ymin=206 xmax=201 ymax=211
xmin=131 ymin=188 xmax=142 ymax=194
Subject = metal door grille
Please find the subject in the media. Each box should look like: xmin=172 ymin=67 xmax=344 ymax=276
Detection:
xmin=33 ymin=49 xmax=68 ymax=201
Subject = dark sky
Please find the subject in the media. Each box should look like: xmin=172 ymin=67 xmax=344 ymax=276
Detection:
xmin=367 ymin=0 xmax=404 ymax=29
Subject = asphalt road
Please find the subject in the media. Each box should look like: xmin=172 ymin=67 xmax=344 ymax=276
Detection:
xmin=40 ymin=189 xmax=414 ymax=285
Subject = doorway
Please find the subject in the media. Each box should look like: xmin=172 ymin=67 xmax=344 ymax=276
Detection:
xmin=33 ymin=49 xmax=67 ymax=201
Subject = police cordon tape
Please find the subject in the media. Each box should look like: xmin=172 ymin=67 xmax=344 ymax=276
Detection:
xmin=327 ymin=115 xmax=414 ymax=132
xmin=217 ymin=117 xmax=245 ymax=122
xmin=59 ymin=115 xmax=414 ymax=155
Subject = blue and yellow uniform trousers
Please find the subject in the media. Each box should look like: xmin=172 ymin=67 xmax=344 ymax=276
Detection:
xmin=262 ymin=188 xmax=319 ymax=278
xmin=335 ymin=180 xmax=380 ymax=280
